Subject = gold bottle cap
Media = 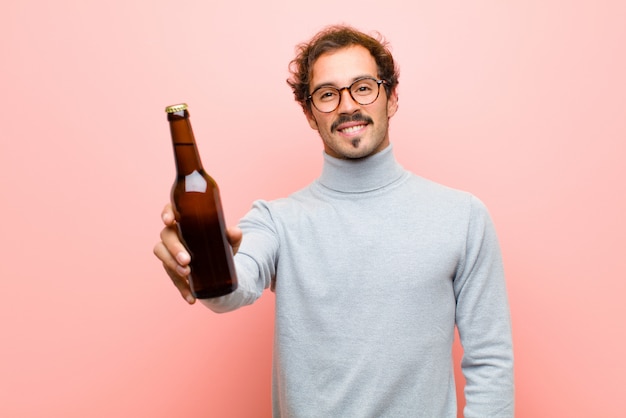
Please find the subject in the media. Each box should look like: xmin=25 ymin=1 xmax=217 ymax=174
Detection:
xmin=165 ymin=103 xmax=188 ymax=113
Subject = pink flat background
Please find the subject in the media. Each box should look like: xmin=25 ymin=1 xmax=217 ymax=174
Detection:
xmin=2 ymin=1 xmax=624 ymax=417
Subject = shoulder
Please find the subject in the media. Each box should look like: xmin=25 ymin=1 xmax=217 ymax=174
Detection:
xmin=241 ymin=182 xmax=320 ymax=222
xmin=399 ymin=173 xmax=498 ymax=232
xmin=403 ymin=173 xmax=475 ymax=208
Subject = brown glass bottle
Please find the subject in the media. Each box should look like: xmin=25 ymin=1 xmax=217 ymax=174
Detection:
xmin=165 ymin=103 xmax=237 ymax=299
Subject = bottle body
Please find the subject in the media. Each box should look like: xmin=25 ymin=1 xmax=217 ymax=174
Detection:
xmin=166 ymin=103 xmax=237 ymax=299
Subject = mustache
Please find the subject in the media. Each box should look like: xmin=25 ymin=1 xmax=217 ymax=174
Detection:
xmin=331 ymin=113 xmax=373 ymax=133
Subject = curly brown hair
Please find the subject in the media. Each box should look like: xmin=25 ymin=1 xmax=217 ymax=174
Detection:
xmin=287 ymin=25 xmax=400 ymax=113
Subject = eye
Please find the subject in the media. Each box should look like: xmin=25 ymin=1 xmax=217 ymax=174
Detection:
xmin=352 ymin=81 xmax=375 ymax=96
xmin=315 ymin=88 xmax=339 ymax=102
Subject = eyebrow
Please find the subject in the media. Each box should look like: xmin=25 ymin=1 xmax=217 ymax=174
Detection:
xmin=310 ymin=74 xmax=376 ymax=92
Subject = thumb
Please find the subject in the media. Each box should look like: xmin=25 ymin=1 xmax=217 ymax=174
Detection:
xmin=227 ymin=226 xmax=243 ymax=255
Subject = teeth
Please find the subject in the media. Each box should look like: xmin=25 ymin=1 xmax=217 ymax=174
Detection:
xmin=340 ymin=125 xmax=365 ymax=134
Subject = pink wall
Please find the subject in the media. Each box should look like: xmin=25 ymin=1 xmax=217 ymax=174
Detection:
xmin=2 ymin=1 xmax=624 ymax=417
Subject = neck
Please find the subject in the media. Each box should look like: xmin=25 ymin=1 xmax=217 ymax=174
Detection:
xmin=318 ymin=144 xmax=404 ymax=193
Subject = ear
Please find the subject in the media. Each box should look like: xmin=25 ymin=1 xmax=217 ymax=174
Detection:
xmin=386 ymin=89 xmax=399 ymax=118
xmin=305 ymin=109 xmax=319 ymax=131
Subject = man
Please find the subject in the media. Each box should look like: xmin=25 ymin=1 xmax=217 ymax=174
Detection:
xmin=154 ymin=25 xmax=514 ymax=417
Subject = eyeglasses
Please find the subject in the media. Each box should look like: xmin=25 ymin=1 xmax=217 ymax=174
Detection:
xmin=308 ymin=77 xmax=387 ymax=113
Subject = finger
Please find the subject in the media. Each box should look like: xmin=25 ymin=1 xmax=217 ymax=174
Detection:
xmin=227 ymin=226 xmax=243 ymax=255
xmin=153 ymin=241 xmax=195 ymax=304
xmin=167 ymin=267 xmax=196 ymax=304
xmin=161 ymin=203 xmax=176 ymax=226
xmin=153 ymin=239 xmax=190 ymax=276
xmin=160 ymin=225 xmax=191 ymax=267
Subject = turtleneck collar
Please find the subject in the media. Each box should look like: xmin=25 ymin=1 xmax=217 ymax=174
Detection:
xmin=317 ymin=144 xmax=405 ymax=193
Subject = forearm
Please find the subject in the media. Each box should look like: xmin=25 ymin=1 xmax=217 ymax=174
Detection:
xmin=198 ymin=253 xmax=270 ymax=313
xmin=200 ymin=200 xmax=280 ymax=313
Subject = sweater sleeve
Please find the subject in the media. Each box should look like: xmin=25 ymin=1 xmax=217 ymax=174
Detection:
xmin=200 ymin=200 xmax=278 ymax=313
xmin=453 ymin=196 xmax=515 ymax=417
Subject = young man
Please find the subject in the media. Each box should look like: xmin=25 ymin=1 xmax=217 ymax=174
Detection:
xmin=154 ymin=25 xmax=514 ymax=417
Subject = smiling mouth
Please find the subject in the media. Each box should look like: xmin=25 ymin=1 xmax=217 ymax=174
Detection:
xmin=331 ymin=113 xmax=373 ymax=133
xmin=339 ymin=124 xmax=367 ymax=134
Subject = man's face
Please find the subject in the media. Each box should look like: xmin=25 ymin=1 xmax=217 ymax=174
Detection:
xmin=305 ymin=45 xmax=398 ymax=159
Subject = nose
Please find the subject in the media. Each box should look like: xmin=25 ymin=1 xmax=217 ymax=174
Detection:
xmin=336 ymin=87 xmax=360 ymax=114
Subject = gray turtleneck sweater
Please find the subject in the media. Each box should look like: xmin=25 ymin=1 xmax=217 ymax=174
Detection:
xmin=202 ymin=145 xmax=514 ymax=417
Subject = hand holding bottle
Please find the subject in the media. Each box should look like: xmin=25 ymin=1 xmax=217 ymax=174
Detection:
xmin=153 ymin=203 xmax=243 ymax=304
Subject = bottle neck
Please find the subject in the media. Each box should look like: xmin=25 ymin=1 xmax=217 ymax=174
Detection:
xmin=168 ymin=110 xmax=204 ymax=175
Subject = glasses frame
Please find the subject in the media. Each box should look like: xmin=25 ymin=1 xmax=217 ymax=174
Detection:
xmin=307 ymin=77 xmax=387 ymax=113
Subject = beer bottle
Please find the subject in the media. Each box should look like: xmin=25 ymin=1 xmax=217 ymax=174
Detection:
xmin=165 ymin=103 xmax=238 ymax=299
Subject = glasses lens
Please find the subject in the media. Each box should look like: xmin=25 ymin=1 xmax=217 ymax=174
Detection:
xmin=312 ymin=87 xmax=340 ymax=113
xmin=350 ymin=79 xmax=379 ymax=105
xmin=311 ymin=78 xmax=381 ymax=113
